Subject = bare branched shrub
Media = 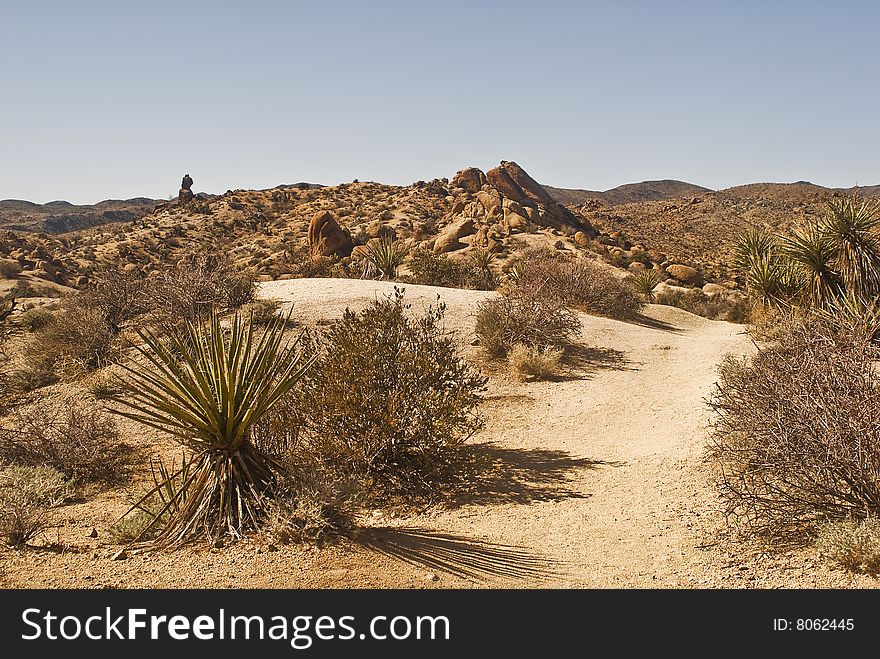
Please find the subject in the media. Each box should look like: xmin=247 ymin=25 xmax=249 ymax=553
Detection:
xmin=146 ymin=252 xmax=257 ymax=324
xmin=475 ymin=281 xmax=581 ymax=357
xmin=18 ymin=301 xmax=119 ymax=385
xmin=512 ymin=249 xmax=643 ymax=319
xmin=0 ymin=397 xmax=129 ymax=484
xmin=262 ymin=471 xmax=357 ymax=545
xmin=79 ymin=267 xmax=151 ymax=331
xmin=817 ymin=517 xmax=880 ymax=574
xmin=508 ymin=343 xmax=563 ymax=381
xmin=708 ymin=318 xmax=880 ymax=538
xmin=0 ymin=465 xmax=72 ymax=547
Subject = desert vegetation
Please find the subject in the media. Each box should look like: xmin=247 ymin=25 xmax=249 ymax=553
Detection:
xmin=709 ymin=194 xmax=880 ymax=571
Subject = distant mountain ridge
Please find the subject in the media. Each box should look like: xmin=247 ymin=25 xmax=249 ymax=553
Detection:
xmin=0 ymin=197 xmax=161 ymax=233
xmin=543 ymin=180 xmax=712 ymax=207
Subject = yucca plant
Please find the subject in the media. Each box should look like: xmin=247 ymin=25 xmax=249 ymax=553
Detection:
xmin=470 ymin=248 xmax=496 ymax=290
xmin=822 ymin=195 xmax=880 ymax=297
xmin=362 ymin=238 xmax=411 ymax=279
xmin=734 ymin=227 xmax=777 ymax=271
xmin=109 ymin=310 xmax=311 ymax=548
xmin=628 ymin=269 xmax=661 ymax=302
xmin=780 ymin=222 xmax=842 ymax=309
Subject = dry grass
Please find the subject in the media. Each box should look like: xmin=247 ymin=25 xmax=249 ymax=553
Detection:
xmin=0 ymin=465 xmax=72 ymax=547
xmin=508 ymin=343 xmax=564 ymax=381
xmin=817 ymin=517 xmax=880 ymax=574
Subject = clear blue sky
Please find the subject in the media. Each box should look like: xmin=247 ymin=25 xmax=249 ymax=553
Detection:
xmin=2 ymin=0 xmax=878 ymax=204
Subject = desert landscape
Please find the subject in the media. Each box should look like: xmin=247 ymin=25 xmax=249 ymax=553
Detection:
xmin=1 ymin=159 xmax=879 ymax=588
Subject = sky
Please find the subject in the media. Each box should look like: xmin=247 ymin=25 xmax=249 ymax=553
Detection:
xmin=1 ymin=0 xmax=878 ymax=204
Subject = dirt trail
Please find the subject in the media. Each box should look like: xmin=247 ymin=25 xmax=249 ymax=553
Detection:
xmin=3 ymin=279 xmax=875 ymax=588
xmin=258 ymin=279 xmax=753 ymax=587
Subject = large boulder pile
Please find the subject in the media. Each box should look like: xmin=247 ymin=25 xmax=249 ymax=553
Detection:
xmin=438 ymin=161 xmax=596 ymax=253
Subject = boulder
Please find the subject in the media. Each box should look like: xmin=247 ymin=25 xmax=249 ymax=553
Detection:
xmin=702 ymin=283 xmax=727 ymax=297
xmin=497 ymin=160 xmax=555 ymax=206
xmin=434 ymin=218 xmax=475 ymax=253
xmin=366 ymin=221 xmax=396 ymax=241
xmin=475 ymin=189 xmax=503 ymax=218
xmin=573 ymin=231 xmax=591 ymax=248
xmin=451 ymin=167 xmax=487 ymax=194
xmin=178 ymin=188 xmax=194 ymax=205
xmin=485 ymin=165 xmax=531 ymax=206
xmin=308 ymin=210 xmax=353 ymax=257
xmin=665 ymin=264 xmax=704 ymax=287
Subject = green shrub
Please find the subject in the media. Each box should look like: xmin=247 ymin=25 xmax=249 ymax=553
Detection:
xmin=270 ymin=288 xmax=487 ymax=500
xmin=0 ymin=465 xmax=72 ymax=547
xmin=655 ymin=289 xmax=752 ymax=323
xmin=407 ymin=248 xmax=474 ymax=288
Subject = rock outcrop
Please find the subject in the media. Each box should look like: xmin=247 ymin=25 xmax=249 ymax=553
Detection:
xmin=467 ymin=161 xmax=596 ymax=235
xmin=452 ymin=167 xmax=487 ymax=194
xmin=178 ymin=174 xmax=194 ymax=205
xmin=308 ymin=210 xmax=353 ymax=257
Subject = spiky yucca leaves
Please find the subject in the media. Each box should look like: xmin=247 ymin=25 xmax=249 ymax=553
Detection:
xmin=734 ymin=227 xmax=777 ymax=271
xmin=628 ymin=269 xmax=661 ymax=302
xmin=780 ymin=222 xmax=842 ymax=309
xmin=735 ymin=228 xmax=797 ymax=306
xmin=109 ymin=311 xmax=310 ymax=548
xmin=362 ymin=238 xmax=411 ymax=280
xmin=822 ymin=195 xmax=880 ymax=298
xmin=469 ymin=248 xmax=496 ymax=290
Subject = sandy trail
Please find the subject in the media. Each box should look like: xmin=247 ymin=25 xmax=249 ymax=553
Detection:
xmin=258 ymin=279 xmax=753 ymax=587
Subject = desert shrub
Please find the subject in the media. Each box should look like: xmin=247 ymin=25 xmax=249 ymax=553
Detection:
xmin=272 ymin=288 xmax=487 ymax=500
xmin=146 ymin=252 xmax=257 ymax=325
xmin=18 ymin=301 xmax=119 ymax=384
xmin=514 ymin=250 xmax=642 ymax=319
xmin=109 ymin=311 xmax=310 ymax=548
xmin=407 ymin=248 xmax=474 ymax=288
xmin=655 ymin=289 xmax=752 ymax=323
xmin=0 ymin=465 xmax=72 ymax=547
xmin=278 ymin=242 xmax=340 ymax=279
xmin=708 ymin=317 xmax=880 ymax=538
xmin=79 ymin=267 xmax=151 ymax=331
xmin=243 ymin=299 xmax=283 ymax=325
xmin=817 ymin=517 xmax=880 ymax=574
xmin=0 ymin=260 xmax=22 ymax=278
xmin=262 ymin=471 xmax=357 ymax=545
xmin=508 ymin=343 xmax=563 ymax=381
xmin=475 ymin=283 xmax=581 ymax=358
xmin=0 ymin=397 xmax=129 ymax=484
xmin=18 ymin=306 xmax=54 ymax=332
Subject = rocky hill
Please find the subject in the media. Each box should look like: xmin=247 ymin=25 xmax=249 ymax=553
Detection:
xmin=580 ymin=182 xmax=880 ymax=280
xmin=2 ymin=163 xmax=879 ymax=299
xmin=0 ymin=197 xmax=160 ymax=234
xmin=544 ymin=180 xmax=711 ymax=207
